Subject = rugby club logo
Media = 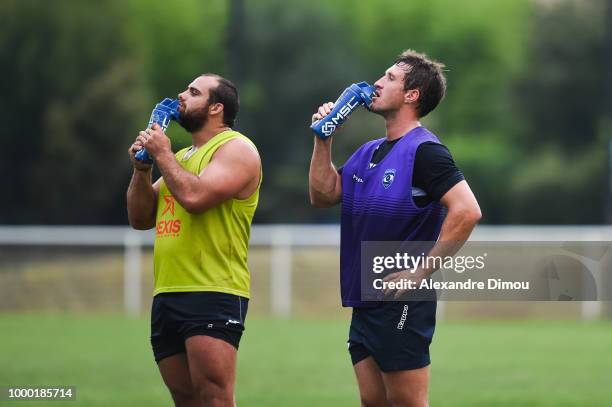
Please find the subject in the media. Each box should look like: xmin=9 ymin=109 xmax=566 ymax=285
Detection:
xmin=382 ymin=168 xmax=396 ymax=189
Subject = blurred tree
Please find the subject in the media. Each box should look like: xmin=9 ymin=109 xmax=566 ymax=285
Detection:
xmin=0 ymin=0 xmax=147 ymax=223
xmin=32 ymin=62 xmax=148 ymax=222
xmin=238 ymin=0 xmax=529 ymax=223
xmin=509 ymin=0 xmax=609 ymax=223
xmin=334 ymin=0 xmax=531 ymax=225
xmin=227 ymin=0 xmax=246 ymax=90
xmin=605 ymin=0 xmax=612 ymax=223
xmin=124 ymin=0 xmax=227 ymax=149
xmin=238 ymin=0 xmax=363 ymax=222
xmin=125 ymin=0 xmax=227 ymax=97
xmin=5 ymin=0 xmax=604 ymax=225
xmin=513 ymin=0 xmax=606 ymax=151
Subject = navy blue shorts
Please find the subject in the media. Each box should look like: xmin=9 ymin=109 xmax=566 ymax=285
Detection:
xmin=348 ymin=300 xmax=436 ymax=372
xmin=150 ymin=292 xmax=248 ymax=363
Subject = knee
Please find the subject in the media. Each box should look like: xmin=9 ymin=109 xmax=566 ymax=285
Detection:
xmin=359 ymin=391 xmax=388 ymax=407
xmin=168 ymin=386 xmax=198 ymax=407
xmin=194 ymin=380 xmax=233 ymax=406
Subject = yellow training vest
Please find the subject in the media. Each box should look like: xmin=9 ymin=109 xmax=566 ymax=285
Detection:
xmin=153 ymin=130 xmax=260 ymax=298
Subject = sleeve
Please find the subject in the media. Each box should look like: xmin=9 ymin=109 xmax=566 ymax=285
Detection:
xmin=413 ymin=142 xmax=465 ymax=201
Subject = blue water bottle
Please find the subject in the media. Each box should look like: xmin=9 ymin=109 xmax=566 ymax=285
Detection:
xmin=135 ymin=98 xmax=181 ymax=164
xmin=310 ymin=82 xmax=376 ymax=140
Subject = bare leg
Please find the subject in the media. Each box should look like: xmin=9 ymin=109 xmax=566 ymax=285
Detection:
xmin=157 ymin=353 xmax=202 ymax=407
xmin=353 ymin=356 xmax=391 ymax=407
xmin=382 ymin=365 xmax=430 ymax=407
xmin=185 ymin=335 xmax=237 ymax=407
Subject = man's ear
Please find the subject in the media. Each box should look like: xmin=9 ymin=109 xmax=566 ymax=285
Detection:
xmin=208 ymin=102 xmax=224 ymax=115
xmin=404 ymin=89 xmax=419 ymax=105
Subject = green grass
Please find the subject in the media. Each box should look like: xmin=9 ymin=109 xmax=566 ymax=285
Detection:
xmin=1 ymin=314 xmax=611 ymax=406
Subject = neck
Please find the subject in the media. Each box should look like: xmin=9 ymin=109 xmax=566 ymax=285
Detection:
xmin=384 ymin=108 xmax=421 ymax=141
xmin=190 ymin=122 xmax=231 ymax=148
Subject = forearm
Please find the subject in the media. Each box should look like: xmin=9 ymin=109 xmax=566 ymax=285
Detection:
xmin=155 ymin=150 xmax=203 ymax=212
xmin=309 ymin=138 xmax=340 ymax=206
xmin=127 ymin=169 xmax=156 ymax=229
xmin=422 ymin=207 xmax=481 ymax=276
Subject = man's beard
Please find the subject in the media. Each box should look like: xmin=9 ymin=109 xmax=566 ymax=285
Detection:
xmin=178 ymin=103 xmax=209 ymax=133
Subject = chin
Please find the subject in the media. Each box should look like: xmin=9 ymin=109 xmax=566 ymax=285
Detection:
xmin=369 ymin=105 xmax=387 ymax=115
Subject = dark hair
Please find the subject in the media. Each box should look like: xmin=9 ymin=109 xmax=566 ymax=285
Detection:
xmin=201 ymin=73 xmax=239 ymax=127
xmin=395 ymin=50 xmax=446 ymax=118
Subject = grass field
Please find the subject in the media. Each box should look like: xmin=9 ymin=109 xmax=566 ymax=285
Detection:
xmin=1 ymin=314 xmax=611 ymax=406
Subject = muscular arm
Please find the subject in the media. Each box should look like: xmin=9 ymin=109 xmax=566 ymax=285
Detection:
xmin=383 ymin=180 xmax=482 ymax=297
xmin=154 ymin=139 xmax=260 ymax=214
xmin=126 ymin=130 xmax=162 ymax=230
xmin=410 ymin=145 xmax=477 ymax=266
xmin=309 ymin=137 xmax=342 ymax=207
xmin=308 ymin=102 xmax=342 ymax=208
xmin=126 ymin=169 xmax=160 ymax=230
xmin=422 ymin=180 xmax=482 ymax=267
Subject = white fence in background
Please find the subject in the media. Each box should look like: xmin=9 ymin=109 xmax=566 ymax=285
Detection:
xmin=1 ymin=225 xmax=611 ymax=318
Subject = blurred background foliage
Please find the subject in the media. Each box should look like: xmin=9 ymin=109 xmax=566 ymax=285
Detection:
xmin=1 ymin=0 xmax=610 ymax=225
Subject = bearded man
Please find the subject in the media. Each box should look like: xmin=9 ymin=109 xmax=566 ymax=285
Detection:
xmin=127 ymin=73 xmax=261 ymax=407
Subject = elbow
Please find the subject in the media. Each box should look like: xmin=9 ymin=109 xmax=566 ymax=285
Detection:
xmin=466 ymin=205 xmax=482 ymax=226
xmin=127 ymin=211 xmax=154 ymax=230
xmin=181 ymin=200 xmax=202 ymax=215
xmin=132 ymin=224 xmax=152 ymax=231
xmin=309 ymin=192 xmax=320 ymax=207
xmin=129 ymin=218 xmax=154 ymax=230
xmin=310 ymin=197 xmax=328 ymax=208
xmin=309 ymin=190 xmax=331 ymax=208
xmin=449 ymin=204 xmax=482 ymax=228
xmin=179 ymin=195 xmax=209 ymax=215
xmin=308 ymin=189 xmax=319 ymax=207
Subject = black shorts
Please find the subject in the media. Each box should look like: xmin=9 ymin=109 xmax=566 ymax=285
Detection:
xmin=348 ymin=300 xmax=436 ymax=372
xmin=150 ymin=292 xmax=248 ymax=363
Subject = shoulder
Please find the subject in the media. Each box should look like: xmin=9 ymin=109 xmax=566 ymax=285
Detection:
xmin=226 ymin=131 xmax=258 ymax=151
xmin=414 ymin=142 xmax=459 ymax=173
xmin=212 ymin=132 xmax=260 ymax=167
xmin=416 ymin=141 xmax=453 ymax=158
xmin=223 ymin=133 xmax=258 ymax=153
xmin=412 ymin=127 xmax=450 ymax=159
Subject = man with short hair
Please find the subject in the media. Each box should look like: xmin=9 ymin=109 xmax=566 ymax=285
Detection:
xmin=309 ymin=50 xmax=481 ymax=406
xmin=127 ymin=73 xmax=261 ymax=407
